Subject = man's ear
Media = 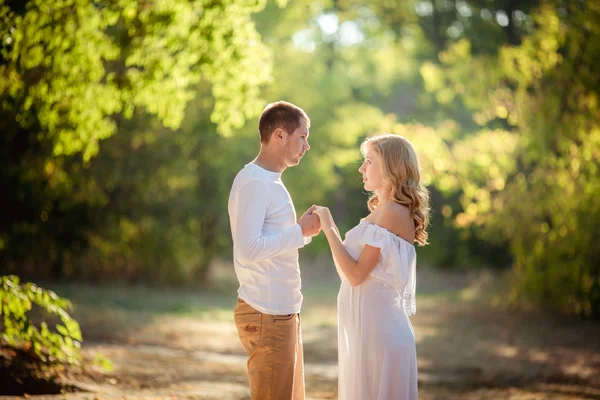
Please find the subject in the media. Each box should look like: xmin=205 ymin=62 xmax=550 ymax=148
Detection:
xmin=273 ymin=127 xmax=286 ymax=144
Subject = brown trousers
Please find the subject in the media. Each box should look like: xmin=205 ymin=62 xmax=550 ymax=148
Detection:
xmin=234 ymin=298 xmax=305 ymax=400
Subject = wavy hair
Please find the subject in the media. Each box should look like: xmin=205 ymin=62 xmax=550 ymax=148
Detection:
xmin=360 ymin=134 xmax=430 ymax=246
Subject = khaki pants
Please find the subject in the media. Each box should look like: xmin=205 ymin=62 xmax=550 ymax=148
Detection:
xmin=234 ymin=298 xmax=305 ymax=400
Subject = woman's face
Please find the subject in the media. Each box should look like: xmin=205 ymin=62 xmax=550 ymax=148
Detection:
xmin=358 ymin=147 xmax=384 ymax=191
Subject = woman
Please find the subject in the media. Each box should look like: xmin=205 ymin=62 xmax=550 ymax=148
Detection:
xmin=313 ymin=134 xmax=430 ymax=400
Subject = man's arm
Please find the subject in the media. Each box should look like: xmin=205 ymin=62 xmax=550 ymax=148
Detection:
xmin=230 ymin=178 xmax=308 ymax=264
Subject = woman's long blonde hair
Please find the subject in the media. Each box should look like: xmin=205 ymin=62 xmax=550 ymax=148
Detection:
xmin=360 ymin=134 xmax=430 ymax=246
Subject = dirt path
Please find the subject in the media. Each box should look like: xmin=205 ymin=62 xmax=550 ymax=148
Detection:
xmin=4 ymin=269 xmax=600 ymax=400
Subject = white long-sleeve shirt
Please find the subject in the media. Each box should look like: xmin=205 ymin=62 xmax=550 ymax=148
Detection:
xmin=228 ymin=163 xmax=310 ymax=315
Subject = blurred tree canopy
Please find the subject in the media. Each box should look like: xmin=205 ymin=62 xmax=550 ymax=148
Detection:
xmin=407 ymin=1 xmax=600 ymax=317
xmin=1 ymin=0 xmax=598 ymax=317
xmin=1 ymin=0 xmax=274 ymax=280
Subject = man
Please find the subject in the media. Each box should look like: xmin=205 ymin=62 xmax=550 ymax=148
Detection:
xmin=228 ymin=101 xmax=321 ymax=399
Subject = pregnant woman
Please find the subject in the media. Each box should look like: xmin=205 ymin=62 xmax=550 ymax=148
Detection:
xmin=312 ymin=133 xmax=430 ymax=400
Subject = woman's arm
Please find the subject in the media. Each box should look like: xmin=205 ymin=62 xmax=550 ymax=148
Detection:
xmin=314 ymin=207 xmax=380 ymax=287
xmin=325 ymin=225 xmax=345 ymax=281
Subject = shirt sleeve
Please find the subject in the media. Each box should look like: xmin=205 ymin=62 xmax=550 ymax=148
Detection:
xmin=230 ymin=178 xmax=307 ymax=264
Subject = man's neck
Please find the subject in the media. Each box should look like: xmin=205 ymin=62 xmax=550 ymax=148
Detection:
xmin=254 ymin=147 xmax=286 ymax=173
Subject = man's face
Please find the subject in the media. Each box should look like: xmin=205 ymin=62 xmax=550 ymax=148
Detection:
xmin=282 ymin=118 xmax=310 ymax=167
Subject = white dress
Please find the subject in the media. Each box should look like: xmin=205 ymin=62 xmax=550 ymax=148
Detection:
xmin=336 ymin=219 xmax=418 ymax=400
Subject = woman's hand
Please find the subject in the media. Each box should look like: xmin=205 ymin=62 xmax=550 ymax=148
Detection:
xmin=312 ymin=205 xmax=335 ymax=231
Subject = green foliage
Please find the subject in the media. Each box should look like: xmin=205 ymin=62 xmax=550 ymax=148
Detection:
xmin=93 ymin=352 xmax=114 ymax=372
xmin=0 ymin=275 xmax=82 ymax=364
xmin=0 ymin=0 xmax=273 ymax=280
xmin=0 ymin=0 xmax=271 ymax=160
xmin=0 ymin=0 xmax=598 ymax=318
xmin=412 ymin=1 xmax=600 ymax=317
xmin=78 ymin=94 xmax=235 ymax=283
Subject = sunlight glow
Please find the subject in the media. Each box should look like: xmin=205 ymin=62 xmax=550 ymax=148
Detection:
xmin=496 ymin=10 xmax=510 ymax=27
xmin=339 ymin=21 xmax=365 ymax=46
xmin=415 ymin=1 xmax=433 ymax=17
xmin=292 ymin=29 xmax=316 ymax=52
xmin=316 ymin=13 xmax=339 ymax=35
xmin=456 ymin=1 xmax=472 ymax=17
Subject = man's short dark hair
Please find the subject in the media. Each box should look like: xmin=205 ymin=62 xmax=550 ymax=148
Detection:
xmin=258 ymin=101 xmax=310 ymax=143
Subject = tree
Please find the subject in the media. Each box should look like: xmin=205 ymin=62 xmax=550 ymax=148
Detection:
xmin=401 ymin=1 xmax=600 ymax=317
xmin=0 ymin=0 xmax=275 ymax=279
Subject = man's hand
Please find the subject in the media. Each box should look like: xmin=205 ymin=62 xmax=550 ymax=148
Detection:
xmin=299 ymin=206 xmax=321 ymax=237
xmin=312 ymin=206 xmax=335 ymax=231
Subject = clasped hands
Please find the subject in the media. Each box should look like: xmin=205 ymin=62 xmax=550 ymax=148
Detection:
xmin=298 ymin=205 xmax=335 ymax=238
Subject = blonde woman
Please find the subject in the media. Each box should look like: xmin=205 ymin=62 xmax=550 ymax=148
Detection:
xmin=313 ymin=134 xmax=429 ymax=400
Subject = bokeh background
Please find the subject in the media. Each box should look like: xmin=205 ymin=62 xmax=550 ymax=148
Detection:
xmin=1 ymin=0 xmax=599 ymax=398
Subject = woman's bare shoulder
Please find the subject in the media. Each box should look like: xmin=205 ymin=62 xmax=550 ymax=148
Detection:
xmin=375 ymin=203 xmax=415 ymax=242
